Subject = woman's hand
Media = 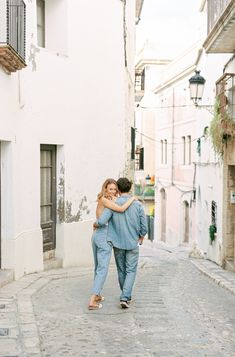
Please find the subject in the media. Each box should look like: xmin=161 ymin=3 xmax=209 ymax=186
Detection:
xmin=93 ymin=222 xmax=99 ymax=231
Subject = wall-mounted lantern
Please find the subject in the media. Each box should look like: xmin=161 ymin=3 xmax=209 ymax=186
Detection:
xmin=189 ymin=70 xmax=206 ymax=106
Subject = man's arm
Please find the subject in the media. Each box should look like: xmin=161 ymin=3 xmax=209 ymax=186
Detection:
xmin=96 ymin=207 xmax=113 ymax=226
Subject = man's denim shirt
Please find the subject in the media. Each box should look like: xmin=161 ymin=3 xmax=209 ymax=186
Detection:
xmin=96 ymin=195 xmax=148 ymax=250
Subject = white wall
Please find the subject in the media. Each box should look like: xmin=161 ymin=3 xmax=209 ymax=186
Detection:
xmin=0 ymin=0 xmax=136 ymax=278
xmin=194 ymin=52 xmax=231 ymax=264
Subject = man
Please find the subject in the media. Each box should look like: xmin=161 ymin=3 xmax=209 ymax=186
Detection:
xmin=96 ymin=177 xmax=148 ymax=308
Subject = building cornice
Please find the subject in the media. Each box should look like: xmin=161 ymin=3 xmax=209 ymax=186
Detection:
xmin=135 ymin=58 xmax=171 ymax=71
xmin=153 ymin=48 xmax=203 ymax=94
xmin=136 ymin=0 xmax=144 ymax=23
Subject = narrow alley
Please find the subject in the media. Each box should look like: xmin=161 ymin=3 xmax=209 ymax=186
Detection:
xmin=1 ymin=243 xmax=235 ymax=357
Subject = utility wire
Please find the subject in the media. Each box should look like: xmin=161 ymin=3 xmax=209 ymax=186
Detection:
xmin=135 ymin=129 xmax=207 ymax=145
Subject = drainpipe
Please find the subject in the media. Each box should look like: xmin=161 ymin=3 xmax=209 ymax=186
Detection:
xmin=171 ymin=88 xmax=175 ymax=185
xmin=120 ymin=0 xmax=127 ymax=67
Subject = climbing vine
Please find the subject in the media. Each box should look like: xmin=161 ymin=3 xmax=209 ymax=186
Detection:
xmin=209 ymin=96 xmax=235 ymax=158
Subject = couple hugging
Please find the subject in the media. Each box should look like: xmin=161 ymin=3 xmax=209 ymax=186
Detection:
xmin=88 ymin=177 xmax=148 ymax=310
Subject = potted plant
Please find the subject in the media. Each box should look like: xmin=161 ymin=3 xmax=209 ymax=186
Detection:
xmin=209 ymin=224 xmax=217 ymax=244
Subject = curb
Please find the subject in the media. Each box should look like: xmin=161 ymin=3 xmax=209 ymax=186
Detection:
xmin=191 ymin=259 xmax=235 ymax=297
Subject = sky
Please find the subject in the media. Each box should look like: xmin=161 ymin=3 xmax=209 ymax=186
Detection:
xmin=136 ymin=0 xmax=202 ymax=58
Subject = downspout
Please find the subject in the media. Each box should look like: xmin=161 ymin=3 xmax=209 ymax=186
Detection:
xmin=121 ymin=0 xmax=127 ymax=67
xmin=171 ymin=88 xmax=175 ymax=185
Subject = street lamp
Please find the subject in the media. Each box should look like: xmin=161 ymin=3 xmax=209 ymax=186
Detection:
xmin=189 ymin=70 xmax=206 ymax=106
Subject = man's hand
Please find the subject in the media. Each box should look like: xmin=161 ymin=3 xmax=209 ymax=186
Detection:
xmin=138 ymin=236 xmax=144 ymax=245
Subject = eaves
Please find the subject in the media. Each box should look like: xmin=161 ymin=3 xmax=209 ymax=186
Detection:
xmin=135 ymin=58 xmax=171 ymax=71
xmin=136 ymin=0 xmax=144 ymax=22
xmin=153 ymin=48 xmax=203 ymax=94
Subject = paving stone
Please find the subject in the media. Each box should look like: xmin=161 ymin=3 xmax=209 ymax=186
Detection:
xmin=0 ymin=242 xmax=235 ymax=356
xmin=28 ymin=246 xmax=235 ymax=356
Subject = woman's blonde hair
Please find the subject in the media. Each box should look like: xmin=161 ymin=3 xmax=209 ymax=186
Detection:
xmin=97 ymin=178 xmax=118 ymax=200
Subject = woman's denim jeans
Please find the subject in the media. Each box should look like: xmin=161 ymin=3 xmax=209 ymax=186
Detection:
xmin=92 ymin=227 xmax=112 ymax=295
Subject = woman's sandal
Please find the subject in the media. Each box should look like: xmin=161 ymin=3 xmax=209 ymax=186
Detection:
xmin=88 ymin=302 xmax=102 ymax=310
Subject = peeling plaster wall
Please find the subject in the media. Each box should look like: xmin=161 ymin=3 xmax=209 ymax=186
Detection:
xmin=0 ymin=0 xmax=136 ymax=278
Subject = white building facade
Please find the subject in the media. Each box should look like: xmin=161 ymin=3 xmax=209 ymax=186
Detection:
xmin=0 ymin=0 xmax=139 ymax=279
xmin=202 ymin=0 xmax=235 ymax=271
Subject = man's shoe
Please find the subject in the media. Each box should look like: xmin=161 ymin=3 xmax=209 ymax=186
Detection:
xmin=120 ymin=300 xmax=129 ymax=309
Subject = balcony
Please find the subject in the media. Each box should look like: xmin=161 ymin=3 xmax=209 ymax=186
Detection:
xmin=0 ymin=0 xmax=26 ymax=74
xmin=204 ymin=0 xmax=235 ymax=53
xmin=216 ymin=73 xmax=235 ymax=135
xmin=135 ymin=69 xmax=145 ymax=102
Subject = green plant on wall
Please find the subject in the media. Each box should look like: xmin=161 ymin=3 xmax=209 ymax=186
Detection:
xmin=209 ymin=224 xmax=217 ymax=244
xmin=209 ymin=96 xmax=235 ymax=158
xmin=196 ymin=137 xmax=201 ymax=156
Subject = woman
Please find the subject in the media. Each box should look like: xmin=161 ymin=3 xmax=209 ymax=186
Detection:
xmin=88 ymin=178 xmax=136 ymax=310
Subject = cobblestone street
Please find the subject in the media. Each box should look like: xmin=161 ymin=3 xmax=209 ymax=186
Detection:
xmin=1 ymin=243 xmax=235 ymax=356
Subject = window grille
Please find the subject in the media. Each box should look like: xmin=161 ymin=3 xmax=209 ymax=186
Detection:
xmin=7 ymin=0 xmax=26 ymax=60
xmin=135 ymin=69 xmax=145 ymax=92
xmin=131 ymin=127 xmax=135 ymax=160
xmin=216 ymin=73 xmax=235 ymax=120
xmin=135 ymin=146 xmax=144 ymax=170
xmin=211 ymin=201 xmax=217 ymax=227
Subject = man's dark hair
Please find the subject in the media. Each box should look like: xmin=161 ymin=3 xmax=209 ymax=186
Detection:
xmin=117 ymin=178 xmax=132 ymax=193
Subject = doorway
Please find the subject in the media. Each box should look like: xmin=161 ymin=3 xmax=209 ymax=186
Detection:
xmin=40 ymin=145 xmax=56 ymax=252
xmin=183 ymin=200 xmax=189 ymax=243
xmin=160 ymin=188 xmax=166 ymax=242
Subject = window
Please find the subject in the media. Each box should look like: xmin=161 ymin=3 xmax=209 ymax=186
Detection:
xmin=36 ymin=0 xmax=68 ymax=54
xmin=187 ymin=135 xmax=191 ymax=164
xmin=161 ymin=140 xmax=164 ymax=164
xmin=182 ymin=135 xmax=191 ymax=165
xmin=135 ymin=69 xmax=145 ymax=92
xmin=37 ymin=0 xmax=45 ymax=47
xmin=182 ymin=136 xmax=186 ymax=165
xmin=211 ymin=201 xmax=217 ymax=227
xmin=131 ymin=127 xmax=135 ymax=160
xmin=160 ymin=139 xmax=167 ymax=165
xmin=135 ymin=147 xmax=144 ymax=170
xmin=164 ymin=139 xmax=167 ymax=164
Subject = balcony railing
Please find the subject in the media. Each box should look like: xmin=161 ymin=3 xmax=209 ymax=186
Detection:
xmin=8 ymin=0 xmax=26 ymax=60
xmin=135 ymin=69 xmax=145 ymax=92
xmin=207 ymin=0 xmax=232 ymax=33
xmin=0 ymin=0 xmax=26 ymax=73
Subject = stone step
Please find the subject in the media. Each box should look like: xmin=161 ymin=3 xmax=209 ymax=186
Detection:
xmin=43 ymin=257 xmax=63 ymax=271
xmin=225 ymin=258 xmax=235 ymax=272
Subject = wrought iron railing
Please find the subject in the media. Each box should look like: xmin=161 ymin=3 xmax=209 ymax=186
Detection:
xmin=207 ymin=0 xmax=232 ymax=33
xmin=216 ymin=73 xmax=235 ymax=120
xmin=7 ymin=0 xmax=26 ymax=60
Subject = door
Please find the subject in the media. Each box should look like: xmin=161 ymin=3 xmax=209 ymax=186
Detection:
xmin=40 ymin=145 xmax=56 ymax=252
xmin=183 ymin=201 xmax=189 ymax=243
